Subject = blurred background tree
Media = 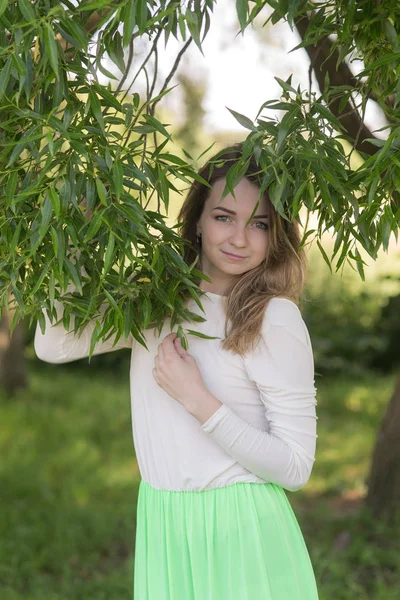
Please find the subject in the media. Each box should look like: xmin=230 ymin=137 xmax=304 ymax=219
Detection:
xmin=174 ymin=69 xmax=207 ymax=158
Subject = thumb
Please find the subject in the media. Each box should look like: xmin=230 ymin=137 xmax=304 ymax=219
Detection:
xmin=174 ymin=337 xmax=190 ymax=359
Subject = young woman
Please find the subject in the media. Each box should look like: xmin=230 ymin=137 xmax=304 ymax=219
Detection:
xmin=35 ymin=143 xmax=319 ymax=599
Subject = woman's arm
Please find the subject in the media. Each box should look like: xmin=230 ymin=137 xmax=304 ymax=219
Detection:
xmin=198 ymin=299 xmax=317 ymax=493
xmin=34 ymin=280 xmax=134 ymax=364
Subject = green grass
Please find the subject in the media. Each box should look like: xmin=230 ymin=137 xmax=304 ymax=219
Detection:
xmin=0 ymin=365 xmax=138 ymax=600
xmin=291 ymin=372 xmax=400 ymax=600
xmin=1 ymin=364 xmax=399 ymax=599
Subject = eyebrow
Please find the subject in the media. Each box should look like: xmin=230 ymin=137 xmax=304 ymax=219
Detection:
xmin=212 ymin=207 xmax=269 ymax=219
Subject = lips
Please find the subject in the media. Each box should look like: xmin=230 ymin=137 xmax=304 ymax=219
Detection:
xmin=221 ymin=251 xmax=246 ymax=259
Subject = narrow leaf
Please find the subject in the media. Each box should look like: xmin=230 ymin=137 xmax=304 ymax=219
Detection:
xmin=64 ymin=258 xmax=83 ymax=294
xmin=48 ymin=188 xmax=60 ymax=216
xmin=38 ymin=194 xmax=53 ymax=244
xmin=226 ymin=107 xmax=257 ymax=131
xmin=31 ymin=263 xmax=51 ymax=295
xmin=0 ymin=55 xmax=12 ymax=100
xmin=317 ymin=240 xmax=332 ymax=273
xmin=113 ymin=160 xmax=123 ymax=199
xmin=95 ymin=178 xmax=108 ymax=205
xmin=123 ymin=0 xmax=137 ymax=47
xmin=44 ymin=23 xmax=59 ymax=78
xmin=18 ymin=0 xmax=35 ymax=21
xmin=236 ymin=0 xmax=247 ymax=31
xmin=89 ymin=89 xmax=105 ymax=133
xmin=5 ymin=171 xmax=18 ymax=207
xmin=0 ymin=0 xmax=8 ymax=18
xmin=103 ymin=232 xmax=116 ymax=275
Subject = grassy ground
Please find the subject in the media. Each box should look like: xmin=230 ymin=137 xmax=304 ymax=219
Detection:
xmin=1 ymin=362 xmax=399 ymax=599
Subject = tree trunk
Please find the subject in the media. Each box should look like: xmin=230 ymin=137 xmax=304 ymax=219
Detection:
xmin=365 ymin=377 xmax=400 ymax=520
xmin=0 ymin=292 xmax=27 ymax=396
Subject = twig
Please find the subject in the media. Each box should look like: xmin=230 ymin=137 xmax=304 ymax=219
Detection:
xmin=149 ymin=37 xmax=193 ymax=117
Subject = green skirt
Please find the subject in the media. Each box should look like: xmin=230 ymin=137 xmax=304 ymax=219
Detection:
xmin=133 ymin=480 xmax=318 ymax=599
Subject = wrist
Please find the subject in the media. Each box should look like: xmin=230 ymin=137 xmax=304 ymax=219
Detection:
xmin=185 ymin=388 xmax=223 ymax=425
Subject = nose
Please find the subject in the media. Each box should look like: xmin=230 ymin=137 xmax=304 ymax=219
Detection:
xmin=229 ymin=224 xmax=248 ymax=248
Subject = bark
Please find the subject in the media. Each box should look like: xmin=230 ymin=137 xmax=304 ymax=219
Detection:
xmin=294 ymin=14 xmax=378 ymax=157
xmin=0 ymin=293 xmax=27 ymax=397
xmin=365 ymin=377 xmax=400 ymax=520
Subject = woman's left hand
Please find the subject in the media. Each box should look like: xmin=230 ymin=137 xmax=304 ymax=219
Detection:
xmin=153 ymin=332 xmax=207 ymax=410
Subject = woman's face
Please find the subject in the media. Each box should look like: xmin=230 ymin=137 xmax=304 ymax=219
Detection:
xmin=196 ymin=177 xmax=271 ymax=293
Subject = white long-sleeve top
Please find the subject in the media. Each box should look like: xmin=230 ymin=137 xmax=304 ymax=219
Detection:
xmin=34 ymin=291 xmax=318 ymax=493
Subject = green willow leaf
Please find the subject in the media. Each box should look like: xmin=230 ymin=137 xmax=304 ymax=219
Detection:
xmin=112 ymin=160 xmax=123 ymax=199
xmin=103 ymin=288 xmax=123 ymax=316
xmin=123 ymin=0 xmax=137 ymax=47
xmin=12 ymin=285 xmax=25 ymax=311
xmin=317 ymin=239 xmax=333 ymax=273
xmin=186 ymin=329 xmax=220 ymax=341
xmin=236 ymin=0 xmax=247 ymax=31
xmin=136 ymin=0 xmax=148 ymax=32
xmin=43 ymin=23 xmax=59 ymax=79
xmin=31 ymin=263 xmax=51 ymax=295
xmin=141 ymin=295 xmax=152 ymax=328
xmin=48 ymin=269 xmax=55 ymax=308
xmin=89 ymin=321 xmax=102 ymax=361
xmin=226 ymin=107 xmax=257 ymax=131
xmin=64 ymin=257 xmax=83 ymax=294
xmin=0 ymin=55 xmax=12 ymax=100
xmin=89 ymin=89 xmax=105 ymax=133
xmin=18 ymin=0 xmax=35 ymax=21
xmin=50 ymin=226 xmax=59 ymax=258
xmin=62 ymin=18 xmax=88 ymax=50
xmin=56 ymin=229 xmax=66 ymax=273
xmin=103 ymin=232 xmax=116 ymax=276
xmin=176 ymin=324 xmax=188 ymax=350
xmin=0 ymin=0 xmax=8 ymax=18
xmin=95 ymin=178 xmax=108 ymax=206
xmin=48 ymin=188 xmax=60 ymax=216
xmin=38 ymin=194 xmax=53 ymax=246
xmin=5 ymin=171 xmax=18 ymax=207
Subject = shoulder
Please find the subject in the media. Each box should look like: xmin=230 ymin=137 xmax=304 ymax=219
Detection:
xmin=264 ymin=297 xmax=302 ymax=328
xmin=261 ymin=297 xmax=311 ymax=350
xmin=244 ymin=297 xmax=314 ymax=379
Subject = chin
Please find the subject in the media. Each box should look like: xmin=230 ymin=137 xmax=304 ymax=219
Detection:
xmin=217 ymin=262 xmax=251 ymax=276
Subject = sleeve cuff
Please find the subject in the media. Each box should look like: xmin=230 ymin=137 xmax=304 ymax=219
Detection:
xmin=200 ymin=402 xmax=231 ymax=433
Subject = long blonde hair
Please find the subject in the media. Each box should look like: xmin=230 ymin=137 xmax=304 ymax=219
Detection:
xmin=177 ymin=143 xmax=308 ymax=355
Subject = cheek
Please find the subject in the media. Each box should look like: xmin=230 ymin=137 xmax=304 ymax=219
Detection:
xmin=203 ymin=220 xmax=225 ymax=243
xmin=252 ymin=231 xmax=269 ymax=255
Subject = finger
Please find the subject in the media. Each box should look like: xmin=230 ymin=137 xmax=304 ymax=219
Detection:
xmin=157 ymin=342 xmax=166 ymax=361
xmin=163 ymin=332 xmax=177 ymax=342
xmin=161 ymin=335 xmax=178 ymax=358
xmin=173 ymin=337 xmax=187 ymax=359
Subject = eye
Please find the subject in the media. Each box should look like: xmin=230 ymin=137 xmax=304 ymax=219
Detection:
xmin=253 ymin=222 xmax=269 ymax=230
xmin=215 ymin=215 xmax=232 ymax=222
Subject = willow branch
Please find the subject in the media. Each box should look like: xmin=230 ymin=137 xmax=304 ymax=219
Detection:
xmin=149 ymin=37 xmax=193 ymax=117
